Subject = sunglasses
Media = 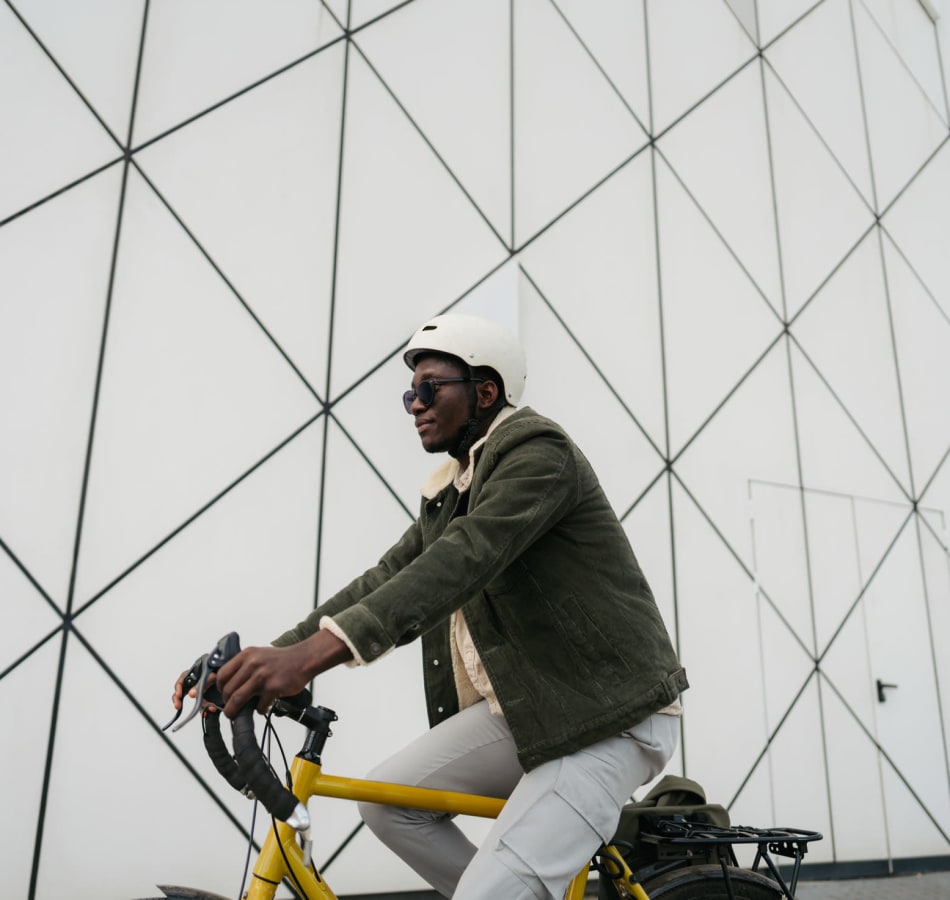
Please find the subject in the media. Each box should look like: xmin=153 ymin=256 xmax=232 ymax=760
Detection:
xmin=403 ymin=377 xmax=483 ymax=414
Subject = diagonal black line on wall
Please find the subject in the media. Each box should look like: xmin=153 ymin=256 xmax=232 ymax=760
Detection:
xmin=69 ymin=624 xmax=259 ymax=843
xmin=349 ymin=38 xmax=509 ymax=250
xmin=71 ymin=413 xmax=326 ymax=620
xmin=878 ymin=219 xmax=950 ymax=332
xmin=314 ymin=23 xmax=354 ymax=619
xmin=814 ymin=508 xmax=914 ymax=664
xmin=910 ymin=515 xmax=950 ymax=805
xmin=786 ymin=331 xmax=915 ymax=504
xmin=820 ymin=668 xmax=950 ymax=847
xmin=653 ymin=145 xmax=786 ymax=321
xmin=548 ymin=0 xmax=650 ymax=135
xmin=3 ymin=0 xmax=125 ymax=146
xmin=27 ymin=2 xmax=152 ymax=894
xmin=130 ymin=30 xmax=347 ymax=158
xmin=726 ymin=666 xmax=819 ymax=810
xmin=874 ymin=227 xmax=919 ymax=500
xmin=517 ymin=264 xmax=666 ymax=460
xmin=1 ymin=0 xmax=947 ymax=890
xmin=129 ymin=162 xmax=326 ymax=404
xmin=671 ymin=469 xmax=814 ymax=662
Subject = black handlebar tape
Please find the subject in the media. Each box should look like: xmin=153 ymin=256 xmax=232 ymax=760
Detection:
xmin=231 ymin=702 xmax=300 ymax=822
xmin=202 ymin=712 xmax=248 ymax=794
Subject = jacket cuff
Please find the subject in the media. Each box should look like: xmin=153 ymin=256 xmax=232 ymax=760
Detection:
xmin=320 ymin=610 xmax=394 ymax=666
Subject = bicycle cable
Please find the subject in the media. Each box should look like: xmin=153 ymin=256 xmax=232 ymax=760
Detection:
xmin=261 ymin=711 xmax=319 ymax=900
xmin=231 ymin=711 xmax=317 ymax=900
xmin=237 ymin=786 xmax=260 ymax=900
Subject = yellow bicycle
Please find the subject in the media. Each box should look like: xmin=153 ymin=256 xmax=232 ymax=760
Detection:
xmin=156 ymin=634 xmax=820 ymax=900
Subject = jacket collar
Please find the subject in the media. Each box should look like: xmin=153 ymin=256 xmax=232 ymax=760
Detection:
xmin=420 ymin=405 xmax=517 ymax=499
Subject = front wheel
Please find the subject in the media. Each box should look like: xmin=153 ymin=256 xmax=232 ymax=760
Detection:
xmin=135 ymin=887 xmax=232 ymax=900
xmin=638 ymin=864 xmax=784 ymax=899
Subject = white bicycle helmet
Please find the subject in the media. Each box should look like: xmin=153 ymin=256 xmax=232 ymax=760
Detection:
xmin=403 ymin=313 xmax=527 ymax=406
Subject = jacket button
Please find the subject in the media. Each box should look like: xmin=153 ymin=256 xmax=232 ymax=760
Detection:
xmin=437 ymin=706 xmax=444 ymax=713
xmin=432 ymin=658 xmax=439 ymax=666
xmin=370 ymin=642 xmax=382 ymax=656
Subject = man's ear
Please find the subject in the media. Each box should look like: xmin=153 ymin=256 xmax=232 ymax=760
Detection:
xmin=476 ymin=378 xmax=500 ymax=411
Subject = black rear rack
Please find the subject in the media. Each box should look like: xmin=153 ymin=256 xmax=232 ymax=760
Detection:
xmin=640 ymin=818 xmax=823 ymax=898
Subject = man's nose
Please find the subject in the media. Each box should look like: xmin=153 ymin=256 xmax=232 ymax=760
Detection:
xmin=409 ymin=392 xmax=428 ymax=415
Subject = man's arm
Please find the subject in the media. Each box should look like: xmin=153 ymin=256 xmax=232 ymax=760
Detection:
xmin=271 ymin=516 xmax=424 ymax=647
xmin=326 ymin=428 xmax=579 ymax=663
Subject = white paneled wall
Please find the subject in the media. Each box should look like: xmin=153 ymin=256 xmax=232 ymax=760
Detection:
xmin=1 ymin=1 xmax=948 ymax=897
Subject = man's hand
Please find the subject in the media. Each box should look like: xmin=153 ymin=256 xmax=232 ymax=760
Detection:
xmin=215 ymin=630 xmax=352 ymax=718
xmin=171 ymin=669 xmax=191 ymax=711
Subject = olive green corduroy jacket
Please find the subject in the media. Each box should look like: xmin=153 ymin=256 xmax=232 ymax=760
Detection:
xmin=273 ymin=408 xmax=688 ymax=771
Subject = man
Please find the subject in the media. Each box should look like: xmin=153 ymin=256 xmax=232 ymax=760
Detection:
xmin=178 ymin=313 xmax=687 ymax=899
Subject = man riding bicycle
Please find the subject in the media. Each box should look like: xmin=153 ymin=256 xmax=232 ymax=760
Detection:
xmin=174 ymin=312 xmax=687 ymax=899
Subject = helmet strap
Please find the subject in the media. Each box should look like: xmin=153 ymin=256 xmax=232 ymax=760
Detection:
xmin=449 ymin=370 xmax=488 ymax=459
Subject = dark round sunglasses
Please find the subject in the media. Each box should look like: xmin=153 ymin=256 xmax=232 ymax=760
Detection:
xmin=403 ymin=377 xmax=483 ymax=414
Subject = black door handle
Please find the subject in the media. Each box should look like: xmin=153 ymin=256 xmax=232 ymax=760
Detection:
xmin=876 ymin=679 xmax=898 ymax=702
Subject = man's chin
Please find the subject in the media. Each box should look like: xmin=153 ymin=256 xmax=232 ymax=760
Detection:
xmin=419 ymin=436 xmax=448 ymax=454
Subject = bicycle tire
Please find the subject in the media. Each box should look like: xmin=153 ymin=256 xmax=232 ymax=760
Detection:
xmin=134 ymin=887 xmax=232 ymax=899
xmin=636 ymin=864 xmax=784 ymax=899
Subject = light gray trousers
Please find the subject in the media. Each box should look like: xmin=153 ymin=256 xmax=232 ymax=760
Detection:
xmin=358 ymin=701 xmax=679 ymax=899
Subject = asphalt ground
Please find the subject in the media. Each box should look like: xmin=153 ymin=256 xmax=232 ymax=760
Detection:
xmin=794 ymin=870 xmax=950 ymax=899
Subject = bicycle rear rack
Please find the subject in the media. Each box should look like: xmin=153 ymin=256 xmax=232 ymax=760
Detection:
xmin=639 ymin=818 xmax=823 ymax=898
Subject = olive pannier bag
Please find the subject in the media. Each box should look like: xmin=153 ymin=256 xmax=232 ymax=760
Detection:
xmin=598 ymin=775 xmax=731 ymax=897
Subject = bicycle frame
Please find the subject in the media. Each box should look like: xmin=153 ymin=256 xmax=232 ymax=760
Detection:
xmin=243 ymin=751 xmax=645 ymax=900
xmin=166 ymin=634 xmax=651 ymax=900
xmin=171 ymin=636 xmax=815 ymax=900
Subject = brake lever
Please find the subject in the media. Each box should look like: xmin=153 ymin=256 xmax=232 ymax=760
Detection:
xmin=162 ymin=632 xmax=242 ymax=732
xmin=161 ymin=652 xmax=209 ymax=732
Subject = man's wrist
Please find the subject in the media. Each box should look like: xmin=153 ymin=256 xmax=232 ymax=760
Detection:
xmin=303 ymin=628 xmax=353 ymax=678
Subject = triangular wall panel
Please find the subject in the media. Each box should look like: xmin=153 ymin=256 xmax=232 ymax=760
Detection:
xmin=756 ymin=0 xmax=821 ymax=48
xmin=2 ymin=4 xmax=949 ymax=896
xmin=0 ymin=2 xmax=120 ymax=222
xmin=882 ymin=235 xmax=950 ymax=493
xmin=883 ymin=140 xmax=950 ymax=320
xmin=673 ymin=481 xmax=768 ymax=801
xmin=765 ymin=63 xmax=875 ymax=317
xmin=331 ymin=49 xmax=507 ymax=394
xmin=133 ymin=1 xmax=342 ymax=144
xmin=134 ymin=45 xmax=347 ymax=394
xmin=518 ymin=153 xmax=665 ymax=450
xmin=765 ymin=0 xmax=875 ymax=205
xmin=861 ymin=0 xmax=949 ymax=123
xmin=12 ymin=0 xmax=143 ymax=144
xmin=646 ymin=0 xmax=756 ymax=133
xmin=852 ymin=0 xmax=948 ymax=211
xmin=74 ymin=168 xmax=322 ymax=603
xmin=658 ymin=60 xmax=783 ymax=310
xmin=749 ymin=480 xmax=813 ymax=656
xmin=655 ymin=153 xmax=783 ymax=454
xmin=0 ymin=166 xmax=122 ymax=605
xmin=674 ymin=342 xmax=799 ymax=583
xmin=556 ymin=0 xmax=651 ymax=130
xmin=792 ymin=231 xmax=911 ymax=492
xmin=512 ymin=0 xmax=648 ymax=245
xmin=789 ymin=342 xmax=910 ymax=505
xmin=354 ymin=0 xmax=512 ymax=246
xmin=518 ymin=274 xmax=664 ymax=515
xmin=2 ymin=638 xmax=61 ymax=900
